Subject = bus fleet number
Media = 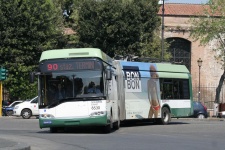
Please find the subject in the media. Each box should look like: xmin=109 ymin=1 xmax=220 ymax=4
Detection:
xmin=91 ymin=106 xmax=100 ymax=110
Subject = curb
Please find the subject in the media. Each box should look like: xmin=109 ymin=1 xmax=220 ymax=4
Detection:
xmin=175 ymin=117 xmax=225 ymax=121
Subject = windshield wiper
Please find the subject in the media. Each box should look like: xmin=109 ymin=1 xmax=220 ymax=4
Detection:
xmin=47 ymin=100 xmax=60 ymax=108
xmin=47 ymin=98 xmax=71 ymax=108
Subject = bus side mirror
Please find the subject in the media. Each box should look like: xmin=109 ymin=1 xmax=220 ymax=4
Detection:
xmin=106 ymin=69 xmax=112 ymax=80
xmin=29 ymin=72 xmax=35 ymax=83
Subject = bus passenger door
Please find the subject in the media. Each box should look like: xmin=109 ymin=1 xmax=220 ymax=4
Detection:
xmin=112 ymin=74 xmax=119 ymax=122
xmin=106 ymin=73 xmax=118 ymax=123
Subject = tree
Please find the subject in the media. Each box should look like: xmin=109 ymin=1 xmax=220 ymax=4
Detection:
xmin=189 ymin=0 xmax=225 ymax=103
xmin=67 ymin=0 xmax=166 ymax=59
xmin=0 ymin=0 xmax=65 ymax=100
xmin=61 ymin=0 xmax=80 ymax=47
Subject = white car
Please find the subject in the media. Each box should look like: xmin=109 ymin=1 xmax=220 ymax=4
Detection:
xmin=13 ymin=96 xmax=39 ymax=119
xmin=222 ymin=111 xmax=225 ymax=118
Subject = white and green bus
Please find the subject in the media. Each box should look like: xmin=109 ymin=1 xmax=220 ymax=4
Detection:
xmin=31 ymin=48 xmax=193 ymax=133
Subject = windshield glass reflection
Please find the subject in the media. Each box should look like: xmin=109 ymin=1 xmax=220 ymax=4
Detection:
xmin=40 ymin=70 xmax=104 ymax=106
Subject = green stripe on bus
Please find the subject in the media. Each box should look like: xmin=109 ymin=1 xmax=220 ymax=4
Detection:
xmin=39 ymin=115 xmax=107 ymax=128
xmin=170 ymin=108 xmax=193 ymax=117
xmin=158 ymin=72 xmax=189 ymax=79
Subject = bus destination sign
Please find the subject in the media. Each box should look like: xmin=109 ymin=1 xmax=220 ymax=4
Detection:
xmin=40 ymin=60 xmax=101 ymax=72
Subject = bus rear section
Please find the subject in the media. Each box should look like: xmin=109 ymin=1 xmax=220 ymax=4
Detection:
xmin=117 ymin=61 xmax=193 ymax=124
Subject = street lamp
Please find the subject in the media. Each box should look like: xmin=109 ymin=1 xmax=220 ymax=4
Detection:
xmin=197 ymin=58 xmax=203 ymax=102
xmin=159 ymin=0 xmax=165 ymax=61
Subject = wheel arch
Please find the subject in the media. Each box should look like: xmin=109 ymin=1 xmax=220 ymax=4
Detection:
xmin=20 ymin=108 xmax=33 ymax=116
xmin=161 ymin=104 xmax=171 ymax=113
xmin=197 ymin=113 xmax=205 ymax=118
xmin=160 ymin=104 xmax=172 ymax=125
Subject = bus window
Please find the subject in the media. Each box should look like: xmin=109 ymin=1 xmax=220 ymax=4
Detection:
xmin=173 ymin=81 xmax=179 ymax=99
xmin=160 ymin=79 xmax=190 ymax=99
xmin=161 ymin=79 xmax=173 ymax=99
xmin=180 ymin=80 xmax=190 ymax=99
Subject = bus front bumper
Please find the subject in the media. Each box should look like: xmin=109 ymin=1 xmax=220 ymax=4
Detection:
xmin=39 ymin=115 xmax=108 ymax=128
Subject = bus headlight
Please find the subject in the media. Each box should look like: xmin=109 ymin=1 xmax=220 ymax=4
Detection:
xmin=90 ymin=111 xmax=106 ymax=117
xmin=40 ymin=114 xmax=55 ymax=119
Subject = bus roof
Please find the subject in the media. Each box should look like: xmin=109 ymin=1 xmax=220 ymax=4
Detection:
xmin=40 ymin=48 xmax=113 ymax=63
xmin=119 ymin=61 xmax=189 ymax=73
xmin=155 ymin=63 xmax=189 ymax=73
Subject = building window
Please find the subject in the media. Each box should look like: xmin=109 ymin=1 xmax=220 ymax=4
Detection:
xmin=166 ymin=38 xmax=191 ymax=71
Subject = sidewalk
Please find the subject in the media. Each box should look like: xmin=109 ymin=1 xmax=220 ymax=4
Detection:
xmin=175 ymin=116 xmax=225 ymax=121
xmin=0 ymin=138 xmax=30 ymax=150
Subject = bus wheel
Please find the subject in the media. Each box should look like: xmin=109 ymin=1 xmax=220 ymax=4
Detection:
xmin=161 ymin=107 xmax=171 ymax=125
xmin=21 ymin=109 xmax=32 ymax=119
xmin=113 ymin=109 xmax=120 ymax=130
xmin=50 ymin=127 xmax=58 ymax=133
xmin=103 ymin=114 xmax=113 ymax=133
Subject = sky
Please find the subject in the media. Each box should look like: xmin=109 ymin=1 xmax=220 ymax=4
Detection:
xmin=163 ymin=0 xmax=209 ymax=4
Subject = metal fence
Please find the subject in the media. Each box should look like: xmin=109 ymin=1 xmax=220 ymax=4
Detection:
xmin=193 ymin=84 xmax=225 ymax=110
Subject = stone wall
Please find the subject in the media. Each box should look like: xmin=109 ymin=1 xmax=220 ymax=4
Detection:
xmin=164 ymin=15 xmax=224 ymax=102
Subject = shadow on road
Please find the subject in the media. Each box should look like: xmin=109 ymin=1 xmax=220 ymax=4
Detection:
xmin=121 ymin=119 xmax=189 ymax=128
xmin=36 ymin=119 xmax=189 ymax=134
xmin=37 ymin=126 xmax=118 ymax=134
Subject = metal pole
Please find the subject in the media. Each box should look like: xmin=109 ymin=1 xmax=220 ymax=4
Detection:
xmin=222 ymin=84 xmax=224 ymax=103
xmin=161 ymin=0 xmax=165 ymax=61
xmin=198 ymin=66 xmax=201 ymax=102
xmin=0 ymin=81 xmax=2 ymax=116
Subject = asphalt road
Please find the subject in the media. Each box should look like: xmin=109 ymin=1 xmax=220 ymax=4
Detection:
xmin=0 ymin=116 xmax=225 ymax=150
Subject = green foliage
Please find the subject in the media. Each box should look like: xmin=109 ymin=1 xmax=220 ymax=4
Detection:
xmin=0 ymin=0 xmax=65 ymax=100
xmin=0 ymin=0 xmax=169 ymax=100
xmin=70 ymin=0 xmax=163 ymax=58
xmin=140 ymin=30 xmax=171 ymax=61
xmin=61 ymin=0 xmax=80 ymax=47
xmin=189 ymin=0 xmax=225 ymax=65
xmin=189 ymin=0 xmax=225 ymax=103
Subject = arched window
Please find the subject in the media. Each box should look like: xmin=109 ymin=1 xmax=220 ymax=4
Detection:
xmin=166 ymin=38 xmax=191 ymax=71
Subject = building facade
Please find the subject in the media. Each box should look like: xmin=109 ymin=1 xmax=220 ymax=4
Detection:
xmin=159 ymin=3 xmax=224 ymax=111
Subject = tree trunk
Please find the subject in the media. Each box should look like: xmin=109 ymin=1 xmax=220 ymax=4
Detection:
xmin=215 ymin=70 xmax=225 ymax=103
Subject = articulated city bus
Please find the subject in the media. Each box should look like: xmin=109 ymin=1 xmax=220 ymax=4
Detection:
xmin=31 ymin=48 xmax=193 ymax=133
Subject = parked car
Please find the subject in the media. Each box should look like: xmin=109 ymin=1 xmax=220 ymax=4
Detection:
xmin=2 ymin=100 xmax=10 ymax=107
xmin=13 ymin=96 xmax=39 ymax=119
xmin=221 ymin=111 xmax=225 ymax=118
xmin=2 ymin=101 xmax=23 ymax=116
xmin=192 ymin=101 xmax=208 ymax=119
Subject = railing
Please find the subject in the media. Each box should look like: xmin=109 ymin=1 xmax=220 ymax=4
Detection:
xmin=193 ymin=84 xmax=225 ymax=110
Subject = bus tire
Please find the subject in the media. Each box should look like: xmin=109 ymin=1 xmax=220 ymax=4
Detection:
xmin=50 ymin=127 xmax=58 ymax=133
xmin=103 ymin=114 xmax=113 ymax=133
xmin=21 ymin=109 xmax=32 ymax=119
xmin=113 ymin=108 xmax=120 ymax=130
xmin=161 ymin=107 xmax=171 ymax=125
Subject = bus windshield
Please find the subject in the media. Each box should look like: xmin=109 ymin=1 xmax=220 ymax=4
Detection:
xmin=40 ymin=70 xmax=104 ymax=106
